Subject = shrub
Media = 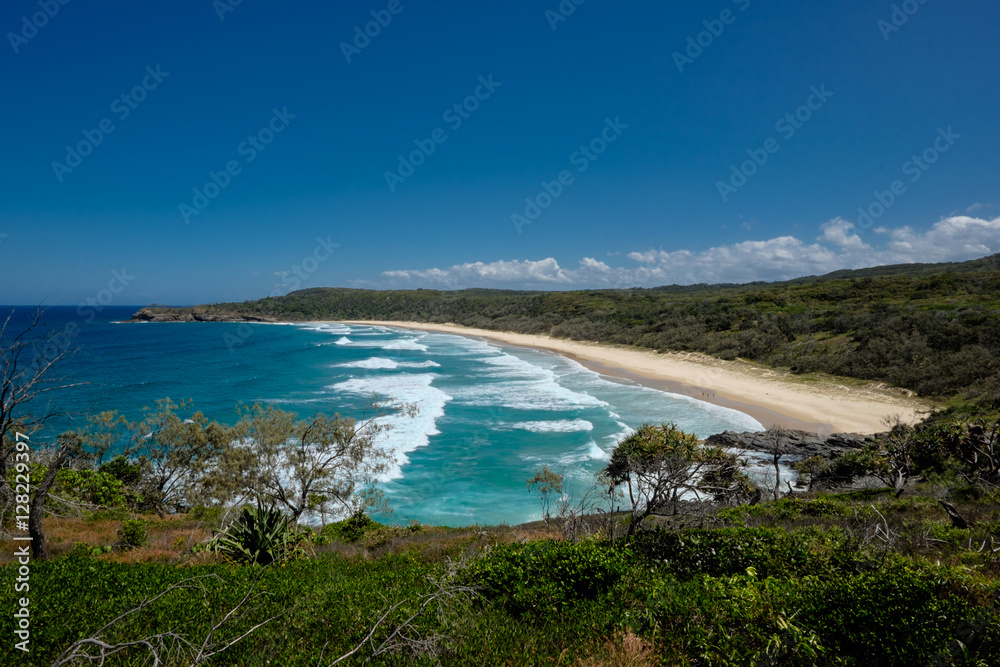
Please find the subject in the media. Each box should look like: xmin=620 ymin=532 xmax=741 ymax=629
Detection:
xmin=56 ymin=469 xmax=135 ymax=509
xmin=212 ymin=502 xmax=307 ymax=566
xmin=462 ymin=539 xmax=631 ymax=617
xmin=626 ymin=527 xmax=814 ymax=579
xmin=116 ymin=519 xmax=148 ymax=550
xmin=97 ymin=455 xmax=142 ymax=485
xmin=322 ymin=512 xmax=380 ymax=543
xmin=801 ymin=560 xmax=998 ymax=665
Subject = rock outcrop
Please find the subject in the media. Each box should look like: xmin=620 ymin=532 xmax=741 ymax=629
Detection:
xmin=704 ymin=429 xmax=876 ymax=460
xmin=129 ymin=307 xmax=277 ymax=323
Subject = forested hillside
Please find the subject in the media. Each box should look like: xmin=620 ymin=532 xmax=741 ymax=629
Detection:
xmin=134 ymin=254 xmax=1000 ymax=406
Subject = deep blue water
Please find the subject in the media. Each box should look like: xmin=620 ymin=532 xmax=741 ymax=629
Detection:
xmin=4 ymin=306 xmax=764 ymax=526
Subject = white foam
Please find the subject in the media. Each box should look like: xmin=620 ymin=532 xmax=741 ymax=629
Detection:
xmin=507 ymin=419 xmax=594 ymax=433
xmin=341 ymin=336 xmax=430 ymax=352
xmin=557 ymin=440 xmax=611 ymax=464
xmin=541 ymin=353 xmax=764 ymax=435
xmin=329 ymin=373 xmax=451 ymax=481
xmin=337 ymin=357 xmax=441 ymax=370
xmin=382 ymin=338 xmax=429 ymax=351
xmin=605 ymin=421 xmax=634 ymax=447
xmin=334 ymin=337 xmax=352 ymax=345
xmin=298 ymin=323 xmax=353 ymax=335
xmin=450 ymin=377 xmax=607 ymax=412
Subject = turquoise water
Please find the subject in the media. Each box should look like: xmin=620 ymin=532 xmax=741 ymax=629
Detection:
xmin=12 ymin=307 xmax=764 ymax=526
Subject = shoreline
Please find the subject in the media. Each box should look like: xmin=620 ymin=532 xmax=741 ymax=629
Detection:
xmin=333 ymin=320 xmax=933 ymax=435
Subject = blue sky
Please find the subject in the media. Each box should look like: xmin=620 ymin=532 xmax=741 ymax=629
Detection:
xmin=1 ymin=0 xmax=998 ymax=305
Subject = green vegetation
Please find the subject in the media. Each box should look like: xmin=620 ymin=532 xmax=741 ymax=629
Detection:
xmin=141 ymin=253 xmax=1000 ymax=406
xmin=210 ymin=501 xmax=308 ymax=565
xmin=5 ymin=409 xmax=998 ymax=664
xmin=3 ymin=517 xmax=998 ymax=666
xmin=114 ymin=518 xmax=148 ymax=550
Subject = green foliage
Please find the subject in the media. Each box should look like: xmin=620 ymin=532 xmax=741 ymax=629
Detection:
xmin=98 ymin=455 xmax=142 ymax=485
xmin=211 ymin=502 xmax=307 ymax=566
xmin=627 ymin=527 xmax=815 ymax=579
xmin=115 ymin=519 xmax=148 ymax=550
xmin=215 ymin=403 xmax=395 ymax=521
xmin=322 ymin=511 xmax=381 ymax=543
xmin=461 ymin=539 xmax=631 ymax=617
xmin=55 ymin=468 xmax=136 ymax=509
xmin=68 ymin=543 xmax=113 ymax=558
xmin=2 ymin=528 xmax=999 ymax=666
xmin=606 ymin=423 xmax=749 ymax=533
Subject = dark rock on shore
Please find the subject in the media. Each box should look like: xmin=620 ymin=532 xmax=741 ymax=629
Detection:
xmin=704 ymin=429 xmax=876 ymax=460
xmin=129 ymin=307 xmax=277 ymax=324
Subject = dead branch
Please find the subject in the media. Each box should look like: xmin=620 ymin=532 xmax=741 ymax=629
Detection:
xmin=325 ymin=582 xmax=476 ymax=665
xmin=51 ymin=572 xmax=284 ymax=666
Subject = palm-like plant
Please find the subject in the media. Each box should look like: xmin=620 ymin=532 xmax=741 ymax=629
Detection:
xmin=212 ymin=500 xmax=306 ymax=565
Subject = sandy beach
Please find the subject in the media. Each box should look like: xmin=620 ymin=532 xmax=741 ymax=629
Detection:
xmin=334 ymin=321 xmax=933 ymax=435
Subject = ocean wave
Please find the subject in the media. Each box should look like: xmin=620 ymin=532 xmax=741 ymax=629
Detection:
xmin=505 ymin=419 xmax=595 ymax=433
xmin=450 ymin=378 xmax=607 ymax=412
xmin=329 ymin=373 xmax=451 ymax=481
xmin=337 ymin=357 xmax=441 ymax=370
xmin=557 ymin=440 xmax=611 ymax=464
xmin=341 ymin=337 xmax=430 ymax=352
xmin=298 ymin=323 xmax=353 ymax=335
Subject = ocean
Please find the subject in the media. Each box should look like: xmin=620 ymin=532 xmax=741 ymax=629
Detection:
xmin=6 ymin=306 xmax=765 ymax=526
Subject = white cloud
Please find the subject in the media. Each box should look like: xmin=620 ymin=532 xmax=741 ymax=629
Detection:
xmin=378 ymin=214 xmax=1000 ymax=289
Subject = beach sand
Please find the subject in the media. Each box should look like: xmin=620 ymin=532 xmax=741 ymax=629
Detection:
xmin=334 ymin=321 xmax=933 ymax=435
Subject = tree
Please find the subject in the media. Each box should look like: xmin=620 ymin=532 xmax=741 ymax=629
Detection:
xmin=605 ymin=423 xmax=748 ymax=536
xmin=130 ymin=399 xmax=234 ymax=516
xmin=222 ymin=401 xmax=404 ymax=523
xmin=748 ymin=427 xmax=790 ymax=502
xmin=838 ymin=416 xmax=915 ymax=497
xmin=526 ymin=466 xmax=563 ymax=527
xmin=0 ymin=309 xmax=84 ymax=526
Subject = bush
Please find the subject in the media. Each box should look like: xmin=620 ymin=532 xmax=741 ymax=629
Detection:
xmin=56 ymin=469 xmax=136 ymax=509
xmin=212 ymin=502 xmax=307 ymax=566
xmin=801 ymin=561 xmax=999 ymax=665
xmin=97 ymin=455 xmax=142 ymax=486
xmin=322 ymin=512 xmax=380 ymax=543
xmin=626 ymin=527 xmax=815 ymax=579
xmin=461 ymin=539 xmax=631 ymax=617
xmin=116 ymin=519 xmax=148 ymax=550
